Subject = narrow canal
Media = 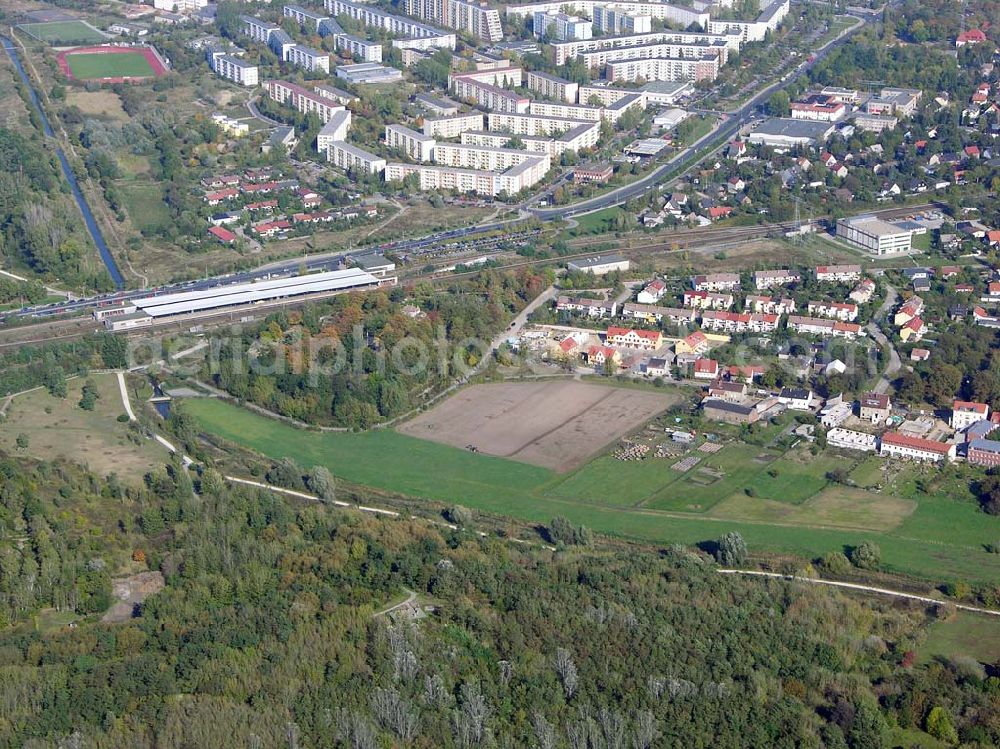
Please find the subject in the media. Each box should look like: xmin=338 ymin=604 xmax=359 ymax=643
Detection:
xmin=1 ymin=35 xmax=125 ymax=288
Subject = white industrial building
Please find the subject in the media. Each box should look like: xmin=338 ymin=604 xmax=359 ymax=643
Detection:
xmin=567 ymin=255 xmax=630 ymax=275
xmin=836 ymin=216 xmax=914 ymax=255
xmin=336 ymin=63 xmax=403 ymax=84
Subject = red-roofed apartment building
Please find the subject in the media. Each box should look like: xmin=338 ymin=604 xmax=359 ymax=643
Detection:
xmin=606 ymin=327 xmax=663 ymax=350
xmin=208 ymin=226 xmax=237 ymax=244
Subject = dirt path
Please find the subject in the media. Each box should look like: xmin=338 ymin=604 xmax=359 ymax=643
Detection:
xmin=720 ymin=569 xmax=1000 ymax=617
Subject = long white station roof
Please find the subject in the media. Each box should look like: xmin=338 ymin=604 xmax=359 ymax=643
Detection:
xmin=132 ymin=268 xmax=379 ymax=318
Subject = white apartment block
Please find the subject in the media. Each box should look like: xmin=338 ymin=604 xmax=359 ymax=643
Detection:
xmin=327 ymin=141 xmax=387 ymax=174
xmin=606 ymin=54 xmax=720 ymax=83
xmin=815 ymin=264 xmax=862 ymax=283
xmin=951 ymin=401 xmax=990 ymax=431
xmin=528 ymin=100 xmax=603 ymax=122
xmin=505 ymin=1 xmax=709 ymax=31
xmin=806 ymin=301 xmax=858 ymax=322
xmin=706 ymin=0 xmax=788 ymax=43
xmin=461 ymin=123 xmax=597 ymax=157
xmin=549 ymin=30 xmax=739 ymax=66
xmin=267 ymin=80 xmax=346 ymax=124
xmin=210 ymin=53 xmax=259 ymax=87
xmin=422 ymin=112 xmax=485 ymax=139
xmin=325 ymin=0 xmax=456 ymax=49
xmin=384 ymin=157 xmax=548 ymax=196
xmin=700 ymin=310 xmax=779 ymax=333
xmin=404 ymin=0 xmax=503 ymax=42
xmin=592 ymin=5 xmax=651 ymax=34
xmin=283 ymin=4 xmax=330 ymax=32
xmin=285 ymin=44 xmax=330 ymax=73
xmin=154 ymin=0 xmax=206 ymax=12
xmin=579 ymin=38 xmax=729 ymax=67
xmin=525 ymin=70 xmax=579 ymax=103
xmin=787 ymin=315 xmax=862 ymax=339
xmin=682 ymin=290 xmax=734 ymax=309
xmin=336 ymin=34 xmax=383 ymax=62
xmin=450 ymin=66 xmax=523 ymax=88
xmin=432 ymin=142 xmax=549 ymax=172
xmin=692 ymin=273 xmax=740 ymax=291
xmin=533 ymin=11 xmax=592 ymax=40
xmin=836 ymin=216 xmax=913 ymax=255
xmin=317 ymin=110 xmax=353 ymax=154
xmin=753 ymin=269 xmax=800 ymax=290
xmin=451 ymin=75 xmax=529 ymax=114
xmin=242 ymin=15 xmax=281 ymax=43
xmin=385 ymin=124 xmax=436 ymax=161
xmin=489 ymin=111 xmax=591 ymax=135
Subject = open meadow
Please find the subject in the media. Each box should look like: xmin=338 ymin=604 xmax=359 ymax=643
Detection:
xmin=17 ymin=20 xmax=105 ymax=45
xmin=186 ymin=391 xmax=1000 ymax=584
xmin=0 ymin=373 xmax=168 ymax=477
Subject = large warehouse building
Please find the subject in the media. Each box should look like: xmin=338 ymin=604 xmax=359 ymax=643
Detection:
xmin=95 ymin=268 xmax=385 ymax=330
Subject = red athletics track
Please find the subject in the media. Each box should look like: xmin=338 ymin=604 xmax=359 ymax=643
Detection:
xmin=55 ymin=45 xmax=167 ymax=83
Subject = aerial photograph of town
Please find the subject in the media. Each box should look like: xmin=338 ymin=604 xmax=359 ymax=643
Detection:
xmin=2 ymin=0 xmax=1000 ymax=743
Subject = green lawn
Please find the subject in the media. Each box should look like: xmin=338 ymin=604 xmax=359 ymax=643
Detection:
xmin=545 ymin=454 xmax=678 ymax=506
xmin=570 ymin=206 xmax=629 ymax=235
xmin=119 ymin=183 xmax=171 ymax=233
xmin=18 ymin=20 xmax=105 ymax=45
xmin=646 ymin=445 xmax=782 ymax=512
xmin=186 ymin=397 xmax=1000 ymax=584
xmin=918 ymin=612 xmax=1000 ymax=666
xmin=66 ymin=51 xmax=156 ymax=80
xmin=741 ymin=450 xmax=842 ymax=504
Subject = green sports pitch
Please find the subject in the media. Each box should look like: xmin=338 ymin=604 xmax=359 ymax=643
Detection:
xmin=64 ymin=51 xmax=157 ymax=80
xmin=17 ymin=20 xmax=106 ymax=45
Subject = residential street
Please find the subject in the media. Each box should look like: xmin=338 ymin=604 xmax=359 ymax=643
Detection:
xmin=869 ymin=283 xmax=901 ymax=394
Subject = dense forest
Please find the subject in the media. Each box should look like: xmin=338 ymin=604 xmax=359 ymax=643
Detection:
xmin=200 ymin=269 xmax=551 ymax=427
xmin=0 ymin=452 xmax=998 ymax=747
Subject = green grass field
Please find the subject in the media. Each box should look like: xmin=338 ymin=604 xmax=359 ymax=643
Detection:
xmin=918 ymin=612 xmax=1000 ymax=666
xmin=186 ymin=397 xmax=1000 ymax=584
xmin=18 ymin=20 xmax=106 ymax=45
xmin=119 ymin=183 xmax=171 ymax=233
xmin=66 ymin=51 xmax=156 ymax=80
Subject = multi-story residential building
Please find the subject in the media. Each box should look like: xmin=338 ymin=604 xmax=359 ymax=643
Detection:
xmin=336 ymin=34 xmax=384 ymax=62
xmin=621 ymin=303 xmax=695 ymax=325
xmin=605 ymin=53 xmax=721 ymax=83
xmin=384 ymin=157 xmax=548 ymax=195
xmin=790 ymin=95 xmax=848 ymax=122
xmin=403 ymin=0 xmax=503 ymax=42
xmin=525 ymin=70 xmax=579 ymax=103
xmin=706 ymin=0 xmax=788 ymax=43
xmin=692 ymin=273 xmax=740 ymax=291
xmin=242 ymin=15 xmax=281 ymax=43
xmin=951 ymin=400 xmax=990 ymax=431
xmin=450 ymin=68 xmax=529 ymax=114
xmin=283 ymin=4 xmax=330 ymax=32
xmin=579 ymin=39 xmax=729 ymax=68
xmin=422 ymin=112 xmax=485 ymax=139
xmin=285 ymin=44 xmax=330 ymax=73
xmin=460 ymin=123 xmax=597 ymax=158
xmin=683 ymin=290 xmax=734 ymax=310
xmin=605 ymin=327 xmax=663 ymax=350
xmin=505 ymin=1 xmax=709 ymax=32
xmin=753 ymin=269 xmax=801 ymax=290
xmin=533 ymin=11 xmax=592 ymax=40
xmin=836 ymin=215 xmax=914 ymax=255
xmin=786 ymin=315 xmax=862 ymax=339
xmin=324 ymin=0 xmax=456 ymax=49
xmin=432 ymin=142 xmax=547 ymax=172
xmin=592 ymin=5 xmax=651 ymax=34
xmin=209 ymin=52 xmax=259 ymax=86
xmin=745 ymin=295 xmax=795 ymax=315
xmin=556 ymin=296 xmax=618 ymax=317
xmin=700 ymin=310 xmax=779 ymax=333
xmin=267 ymin=80 xmax=345 ymax=124
xmin=816 ymin=264 xmax=862 ymax=282
xmin=854 ymin=113 xmax=898 ymax=133
xmin=327 ymin=141 xmax=387 ymax=174
xmin=806 ymin=301 xmax=858 ymax=321
xmin=385 ymin=124 xmax=436 ymax=161
xmin=317 ymin=110 xmax=353 ymax=154
xmin=879 ymin=432 xmax=956 ymax=463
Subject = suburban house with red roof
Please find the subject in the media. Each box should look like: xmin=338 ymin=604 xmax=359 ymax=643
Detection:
xmin=951 ymin=400 xmax=990 ymax=431
xmin=693 ymin=357 xmax=719 ymax=379
xmin=208 ymin=226 xmax=237 ymax=244
xmin=675 ymin=330 xmax=709 ymax=355
xmin=956 ymin=28 xmax=987 ymax=47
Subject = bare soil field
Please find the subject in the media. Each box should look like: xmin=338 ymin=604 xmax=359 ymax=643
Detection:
xmin=399 ymin=381 xmax=679 ymax=472
xmin=66 ymin=89 xmax=128 ymax=120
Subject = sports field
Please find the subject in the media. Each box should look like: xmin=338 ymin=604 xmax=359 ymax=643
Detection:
xmin=17 ymin=20 xmax=106 ymax=45
xmin=186 ymin=395 xmax=1000 ymax=584
xmin=65 ymin=51 xmax=156 ymax=80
